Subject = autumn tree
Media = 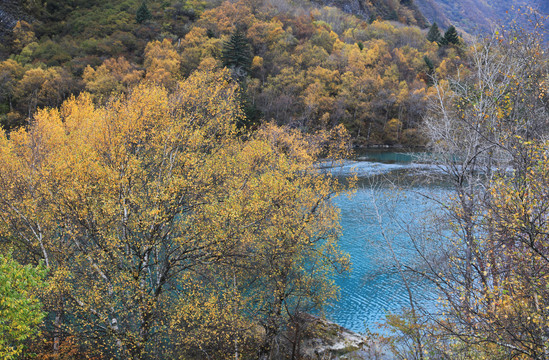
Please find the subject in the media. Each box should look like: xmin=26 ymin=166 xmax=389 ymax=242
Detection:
xmin=0 ymin=60 xmax=25 ymax=130
xmin=13 ymin=67 xmax=80 ymax=121
xmin=11 ymin=21 xmax=36 ymax=52
xmin=13 ymin=67 xmax=47 ymax=119
xmin=419 ymin=19 xmax=549 ymax=357
xmin=0 ymin=68 xmax=349 ymax=359
xmin=179 ymin=27 xmax=222 ymax=76
xmin=197 ymin=0 xmax=256 ymax=36
xmin=143 ymin=39 xmax=181 ymax=89
xmin=83 ymin=57 xmax=143 ymax=100
xmin=474 ymin=141 xmax=549 ymax=357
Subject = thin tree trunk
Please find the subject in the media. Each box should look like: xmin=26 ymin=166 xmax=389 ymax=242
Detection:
xmin=372 ymin=188 xmax=424 ymax=360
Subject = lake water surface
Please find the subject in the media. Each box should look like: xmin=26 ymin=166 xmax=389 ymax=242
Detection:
xmin=327 ymin=150 xmax=450 ymax=333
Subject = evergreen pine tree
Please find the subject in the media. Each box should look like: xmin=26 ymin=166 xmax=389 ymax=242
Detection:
xmin=426 ymin=22 xmax=442 ymax=43
xmin=443 ymin=25 xmax=460 ymax=45
xmin=136 ymin=2 xmax=152 ymax=24
xmin=423 ymin=55 xmax=434 ymax=71
xmin=222 ymin=29 xmax=252 ymax=78
xmin=423 ymin=55 xmax=435 ymax=85
xmin=238 ymin=81 xmax=262 ymax=130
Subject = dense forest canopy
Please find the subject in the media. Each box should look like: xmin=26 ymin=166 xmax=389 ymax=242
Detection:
xmin=0 ymin=0 xmax=467 ymax=145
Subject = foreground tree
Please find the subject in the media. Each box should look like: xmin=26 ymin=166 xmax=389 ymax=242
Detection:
xmin=0 ymin=69 xmax=349 ymax=359
xmin=472 ymin=141 xmax=549 ymax=358
xmin=418 ymin=16 xmax=549 ymax=358
xmin=0 ymin=253 xmax=47 ymax=359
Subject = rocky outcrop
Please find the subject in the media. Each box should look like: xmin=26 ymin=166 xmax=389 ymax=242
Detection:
xmin=414 ymin=0 xmax=548 ymax=36
xmin=312 ymin=0 xmax=429 ymax=28
xmin=299 ymin=314 xmax=368 ymax=359
xmin=0 ymin=7 xmax=18 ymax=35
xmin=0 ymin=0 xmax=33 ymax=39
xmin=314 ymin=0 xmax=369 ymax=18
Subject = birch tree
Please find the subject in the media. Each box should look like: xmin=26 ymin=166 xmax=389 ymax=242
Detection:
xmin=421 ymin=16 xmax=549 ymax=357
xmin=0 ymin=68 xmax=350 ymax=359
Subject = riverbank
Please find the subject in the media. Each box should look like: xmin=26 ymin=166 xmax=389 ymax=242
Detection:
xmin=298 ymin=314 xmax=392 ymax=359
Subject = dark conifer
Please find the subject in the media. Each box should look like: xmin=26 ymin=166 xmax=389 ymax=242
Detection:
xmin=423 ymin=55 xmax=434 ymax=71
xmin=423 ymin=55 xmax=435 ymax=85
xmin=136 ymin=2 xmax=152 ymax=24
xmin=443 ymin=25 xmax=460 ymax=45
xmin=426 ymin=22 xmax=442 ymax=43
xmin=222 ymin=29 xmax=252 ymax=78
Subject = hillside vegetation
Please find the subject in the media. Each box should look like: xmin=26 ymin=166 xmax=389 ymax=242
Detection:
xmin=0 ymin=0 xmax=464 ymax=145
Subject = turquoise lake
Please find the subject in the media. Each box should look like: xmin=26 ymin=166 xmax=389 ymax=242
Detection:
xmin=327 ymin=151 xmax=450 ymax=333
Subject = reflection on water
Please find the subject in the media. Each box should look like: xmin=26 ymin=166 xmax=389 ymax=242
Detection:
xmin=327 ymin=151 xmax=450 ymax=333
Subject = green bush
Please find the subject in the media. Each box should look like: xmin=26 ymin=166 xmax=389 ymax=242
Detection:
xmin=0 ymin=253 xmax=47 ymax=360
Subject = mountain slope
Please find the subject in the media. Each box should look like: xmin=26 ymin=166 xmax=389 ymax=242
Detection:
xmin=414 ymin=0 xmax=548 ymax=35
xmin=315 ymin=0 xmax=429 ymax=27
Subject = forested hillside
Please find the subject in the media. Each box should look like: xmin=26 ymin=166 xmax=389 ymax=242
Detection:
xmin=0 ymin=0 xmax=465 ymax=145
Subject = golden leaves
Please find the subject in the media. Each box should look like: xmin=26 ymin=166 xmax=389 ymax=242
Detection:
xmin=0 ymin=67 xmax=349 ymax=358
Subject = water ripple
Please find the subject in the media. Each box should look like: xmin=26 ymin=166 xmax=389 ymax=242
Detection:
xmin=327 ymin=158 xmax=449 ymax=333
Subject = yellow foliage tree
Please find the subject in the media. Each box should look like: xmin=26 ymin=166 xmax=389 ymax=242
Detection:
xmin=12 ymin=21 xmax=36 ymax=52
xmin=0 ymin=59 xmax=24 ymax=111
xmin=0 ymin=69 xmax=349 ymax=359
xmin=83 ymin=57 xmax=143 ymax=100
xmin=418 ymin=22 xmax=549 ymax=359
xmin=143 ymin=39 xmax=181 ymax=89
